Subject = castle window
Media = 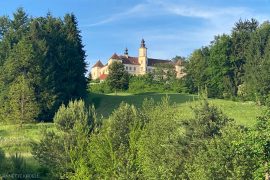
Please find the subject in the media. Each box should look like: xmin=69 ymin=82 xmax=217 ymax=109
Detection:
xmin=134 ymin=67 xmax=136 ymax=71
xmin=126 ymin=66 xmax=128 ymax=70
xmin=129 ymin=67 xmax=132 ymax=71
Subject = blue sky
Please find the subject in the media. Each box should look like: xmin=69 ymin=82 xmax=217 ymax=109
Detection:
xmin=1 ymin=0 xmax=270 ymax=69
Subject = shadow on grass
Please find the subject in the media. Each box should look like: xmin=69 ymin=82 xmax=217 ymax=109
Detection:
xmin=133 ymin=92 xmax=159 ymax=95
xmin=87 ymin=92 xmax=198 ymax=118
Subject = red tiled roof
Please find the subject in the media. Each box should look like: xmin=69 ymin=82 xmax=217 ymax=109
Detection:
xmin=110 ymin=53 xmax=120 ymax=59
xmin=119 ymin=56 xmax=140 ymax=65
xmin=147 ymin=58 xmax=172 ymax=66
xmin=99 ymin=74 xmax=108 ymax=80
xmin=92 ymin=60 xmax=104 ymax=68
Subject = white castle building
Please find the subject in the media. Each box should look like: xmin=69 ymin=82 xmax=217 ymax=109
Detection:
xmin=91 ymin=39 xmax=185 ymax=80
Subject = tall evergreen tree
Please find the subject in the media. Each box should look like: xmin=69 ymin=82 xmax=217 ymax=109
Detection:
xmin=0 ymin=10 xmax=88 ymax=122
xmin=230 ymin=18 xmax=258 ymax=95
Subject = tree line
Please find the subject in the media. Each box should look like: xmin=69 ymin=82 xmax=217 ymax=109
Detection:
xmin=0 ymin=8 xmax=87 ymax=124
xmin=185 ymin=19 xmax=270 ymax=105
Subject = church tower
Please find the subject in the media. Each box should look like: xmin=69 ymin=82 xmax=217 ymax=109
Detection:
xmin=138 ymin=39 xmax=147 ymax=74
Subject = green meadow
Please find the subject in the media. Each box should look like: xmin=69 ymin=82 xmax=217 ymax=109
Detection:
xmin=87 ymin=92 xmax=265 ymax=126
xmin=0 ymin=92 xmax=266 ymax=175
xmin=1 ymin=92 xmax=265 ymax=156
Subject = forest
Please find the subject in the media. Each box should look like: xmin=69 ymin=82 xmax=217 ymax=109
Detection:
xmin=1 ymin=8 xmax=270 ymax=179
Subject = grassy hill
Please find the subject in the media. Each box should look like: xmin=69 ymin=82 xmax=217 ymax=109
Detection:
xmin=87 ymin=92 xmax=266 ymax=127
xmin=0 ymin=92 xmax=266 ymax=173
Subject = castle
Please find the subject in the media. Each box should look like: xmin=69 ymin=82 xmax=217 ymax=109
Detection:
xmin=91 ymin=39 xmax=185 ymax=80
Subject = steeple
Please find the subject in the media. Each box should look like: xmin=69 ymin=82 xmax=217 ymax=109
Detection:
xmin=140 ymin=38 xmax=146 ymax=48
xmin=139 ymin=39 xmax=147 ymax=57
xmin=138 ymin=39 xmax=147 ymax=75
xmin=124 ymin=47 xmax=128 ymax=57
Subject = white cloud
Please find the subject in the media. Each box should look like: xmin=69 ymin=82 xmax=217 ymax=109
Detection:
xmin=82 ymin=4 xmax=147 ymax=27
xmin=150 ymin=0 xmax=249 ymax=19
xmin=84 ymin=0 xmax=270 ymax=60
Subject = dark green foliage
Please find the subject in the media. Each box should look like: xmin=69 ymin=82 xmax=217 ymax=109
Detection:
xmin=184 ymin=48 xmax=209 ymax=94
xmin=184 ymin=18 xmax=270 ymax=104
xmin=128 ymin=74 xmax=186 ymax=94
xmin=0 ymin=148 xmax=6 ymax=174
xmin=243 ymin=21 xmax=270 ymax=104
xmin=0 ymin=9 xmax=87 ymax=123
xmin=107 ymin=61 xmax=129 ymax=93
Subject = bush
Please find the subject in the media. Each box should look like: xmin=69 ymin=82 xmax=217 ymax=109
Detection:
xmin=89 ymin=102 xmax=143 ymax=179
xmin=89 ymin=81 xmax=112 ymax=94
xmin=32 ymin=100 xmax=98 ymax=178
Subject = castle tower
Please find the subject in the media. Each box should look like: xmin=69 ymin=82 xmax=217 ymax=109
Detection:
xmin=138 ymin=39 xmax=147 ymax=74
xmin=124 ymin=48 xmax=128 ymax=58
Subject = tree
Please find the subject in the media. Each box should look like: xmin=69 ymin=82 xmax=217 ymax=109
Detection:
xmin=243 ymin=22 xmax=270 ymax=104
xmin=107 ymin=61 xmax=129 ymax=93
xmin=153 ymin=63 xmax=176 ymax=83
xmin=0 ymin=10 xmax=88 ymax=122
xmin=184 ymin=47 xmax=209 ymax=93
xmin=8 ymin=76 xmax=39 ymax=126
xmin=207 ymin=35 xmax=233 ymax=98
xmin=230 ymin=18 xmax=258 ymax=96
xmin=0 ymin=38 xmax=40 ymax=125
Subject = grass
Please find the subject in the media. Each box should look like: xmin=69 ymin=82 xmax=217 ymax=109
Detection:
xmin=0 ymin=123 xmax=55 ymax=155
xmin=0 ymin=92 xmax=265 ymax=156
xmin=87 ymin=92 xmax=266 ymax=127
xmin=0 ymin=123 xmax=55 ymax=178
xmin=87 ymin=92 xmax=198 ymax=117
xmin=0 ymin=92 xmax=266 ymax=177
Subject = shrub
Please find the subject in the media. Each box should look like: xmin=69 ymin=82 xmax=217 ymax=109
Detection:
xmin=89 ymin=81 xmax=112 ymax=94
xmin=32 ymin=100 xmax=98 ymax=178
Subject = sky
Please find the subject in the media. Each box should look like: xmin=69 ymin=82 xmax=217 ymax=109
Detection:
xmin=1 ymin=0 xmax=270 ymax=70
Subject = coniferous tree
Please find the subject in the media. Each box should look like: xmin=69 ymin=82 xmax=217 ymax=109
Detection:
xmin=8 ymin=76 xmax=39 ymax=126
xmin=0 ymin=9 xmax=88 ymax=122
xmin=230 ymin=18 xmax=258 ymax=95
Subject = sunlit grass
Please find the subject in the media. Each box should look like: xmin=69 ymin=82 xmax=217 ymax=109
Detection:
xmin=87 ymin=92 xmax=265 ymax=127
